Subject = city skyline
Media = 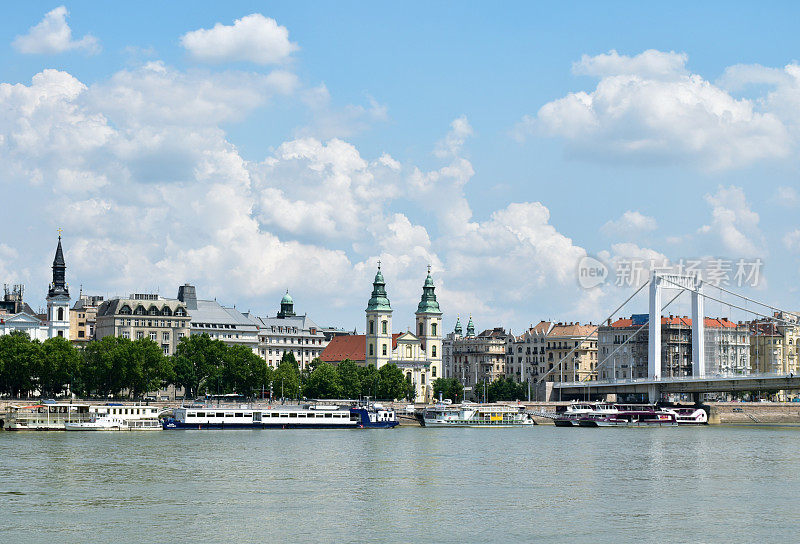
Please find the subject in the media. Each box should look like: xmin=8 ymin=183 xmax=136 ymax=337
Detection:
xmin=2 ymin=3 xmax=800 ymax=333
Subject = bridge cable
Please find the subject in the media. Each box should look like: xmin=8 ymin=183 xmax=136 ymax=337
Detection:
xmin=536 ymin=279 xmax=650 ymax=384
xmin=579 ymin=288 xmax=686 ymax=384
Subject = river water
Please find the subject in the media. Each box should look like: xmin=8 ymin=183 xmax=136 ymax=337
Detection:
xmin=1 ymin=425 xmax=798 ymax=543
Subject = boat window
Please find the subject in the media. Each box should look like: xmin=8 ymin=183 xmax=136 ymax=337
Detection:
xmin=225 ymin=413 xmax=234 ymax=417
xmin=325 ymin=413 xmax=333 ymax=418
xmin=297 ymin=413 xmax=306 ymax=418
xmin=316 ymin=413 xmax=325 ymax=418
xmin=216 ymin=413 xmax=224 ymax=418
xmin=188 ymin=412 xmax=196 ymax=417
xmin=197 ymin=412 xmax=205 ymax=418
xmin=235 ymin=413 xmax=244 ymax=418
xmin=289 ymin=413 xmax=298 ymax=418
xmin=270 ymin=413 xmax=279 ymax=417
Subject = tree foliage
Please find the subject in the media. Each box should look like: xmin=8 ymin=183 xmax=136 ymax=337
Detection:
xmin=172 ymin=333 xmax=227 ymax=398
xmin=479 ymin=377 xmax=528 ymax=403
xmin=432 ymin=377 xmax=464 ymax=403
xmin=274 ymin=357 xmax=301 ymax=399
xmin=336 ymin=359 xmax=362 ymax=399
xmin=302 ymin=361 xmax=342 ymax=399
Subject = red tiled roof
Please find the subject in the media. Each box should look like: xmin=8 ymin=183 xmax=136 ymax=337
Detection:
xmin=320 ymin=333 xmax=401 ymax=363
xmin=610 ymin=317 xmax=738 ymax=329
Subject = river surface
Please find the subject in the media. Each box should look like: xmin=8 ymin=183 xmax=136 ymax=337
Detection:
xmin=1 ymin=425 xmax=798 ymax=543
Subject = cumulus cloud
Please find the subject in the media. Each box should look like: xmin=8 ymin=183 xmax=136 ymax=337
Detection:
xmin=784 ymin=230 xmax=800 ymax=253
xmin=296 ymin=84 xmax=389 ymax=138
xmin=516 ymin=50 xmax=793 ymax=170
xmin=698 ymin=185 xmax=765 ymax=257
xmin=435 ymin=115 xmax=473 ymax=158
xmin=12 ymin=6 xmax=99 ymax=55
xmin=180 ymin=13 xmax=298 ymax=65
xmin=601 ymin=210 xmax=658 ymax=238
xmin=773 ymin=186 xmax=799 ymax=208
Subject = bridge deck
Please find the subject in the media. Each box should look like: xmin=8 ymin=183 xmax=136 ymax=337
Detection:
xmin=554 ymin=374 xmax=800 ymax=394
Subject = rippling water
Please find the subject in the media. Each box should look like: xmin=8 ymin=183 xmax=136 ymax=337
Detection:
xmin=1 ymin=426 xmax=798 ymax=543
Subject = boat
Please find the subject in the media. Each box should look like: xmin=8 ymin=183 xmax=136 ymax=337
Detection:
xmin=2 ymin=403 xmax=165 ymax=431
xmin=578 ymin=407 xmax=678 ymax=427
xmin=162 ymin=403 xmax=398 ymax=429
xmin=65 ymin=414 xmax=162 ymax=431
xmin=664 ymin=406 xmax=708 ymax=425
xmin=551 ymin=402 xmax=617 ymax=427
xmin=420 ymin=404 xmax=534 ymax=427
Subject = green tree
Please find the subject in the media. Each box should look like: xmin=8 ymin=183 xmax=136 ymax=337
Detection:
xmin=0 ymin=331 xmax=41 ymax=397
xmin=222 ymin=345 xmax=271 ymax=398
xmin=432 ymin=377 xmax=464 ymax=403
xmin=82 ymin=336 xmax=129 ymax=397
xmin=485 ymin=377 xmax=527 ymax=402
xmin=358 ymin=364 xmax=379 ymax=399
xmin=38 ymin=336 xmax=82 ymax=398
xmin=126 ymin=338 xmax=172 ymax=399
xmin=377 ymin=363 xmax=408 ymax=400
xmin=274 ymin=357 xmax=301 ymax=399
xmin=172 ymin=333 xmax=227 ymax=398
xmin=336 ymin=359 xmax=362 ymax=399
xmin=303 ymin=362 xmax=342 ymax=399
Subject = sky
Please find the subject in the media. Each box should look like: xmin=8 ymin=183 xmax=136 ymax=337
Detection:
xmin=1 ymin=2 xmax=800 ymax=334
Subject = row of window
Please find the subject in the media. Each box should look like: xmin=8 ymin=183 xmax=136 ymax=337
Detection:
xmin=259 ymin=337 xmax=324 ymax=345
xmin=118 ymin=305 xmax=187 ymax=317
xmin=116 ymin=319 xmax=186 ymax=328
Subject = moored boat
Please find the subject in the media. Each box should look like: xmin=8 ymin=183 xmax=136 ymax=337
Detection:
xmin=421 ymin=404 xmax=534 ymax=427
xmin=65 ymin=415 xmax=162 ymax=431
xmin=578 ymin=408 xmax=678 ymax=427
xmin=665 ymin=407 xmax=708 ymax=425
xmin=162 ymin=403 xmax=398 ymax=429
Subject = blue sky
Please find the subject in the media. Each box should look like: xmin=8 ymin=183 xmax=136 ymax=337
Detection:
xmin=1 ymin=2 xmax=799 ymax=333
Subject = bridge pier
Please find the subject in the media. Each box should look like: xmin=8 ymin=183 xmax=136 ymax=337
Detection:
xmin=647 ymin=385 xmax=658 ymax=404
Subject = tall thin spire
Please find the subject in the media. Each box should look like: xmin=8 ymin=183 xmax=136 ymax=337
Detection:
xmin=48 ymin=232 xmax=68 ymax=298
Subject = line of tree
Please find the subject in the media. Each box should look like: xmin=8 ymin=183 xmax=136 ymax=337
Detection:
xmin=471 ymin=376 xmax=530 ymax=403
xmin=0 ymin=331 xmax=417 ymax=401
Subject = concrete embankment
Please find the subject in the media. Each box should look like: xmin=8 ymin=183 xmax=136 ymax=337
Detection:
xmin=705 ymin=402 xmax=800 ymax=425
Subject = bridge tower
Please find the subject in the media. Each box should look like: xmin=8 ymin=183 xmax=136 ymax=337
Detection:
xmin=648 ymin=273 xmax=705 ymax=399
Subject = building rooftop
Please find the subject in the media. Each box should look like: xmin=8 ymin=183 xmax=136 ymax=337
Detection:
xmin=320 ymin=333 xmax=401 ymax=364
xmin=607 ymin=316 xmax=740 ymax=329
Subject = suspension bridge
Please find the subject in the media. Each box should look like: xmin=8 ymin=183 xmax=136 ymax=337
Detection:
xmin=536 ymin=271 xmax=800 ymax=402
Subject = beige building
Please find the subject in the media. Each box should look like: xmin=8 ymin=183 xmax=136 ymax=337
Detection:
xmin=450 ymin=317 xmax=509 ymax=393
xmin=506 ymin=321 xmax=555 ymax=383
xmin=95 ymin=294 xmax=191 ymax=356
xmin=540 ymin=322 xmax=598 ymax=383
xmin=70 ymin=294 xmax=104 ymax=346
xmin=749 ymin=312 xmax=799 ymax=375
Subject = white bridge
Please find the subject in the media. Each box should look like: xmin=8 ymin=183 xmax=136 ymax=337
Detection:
xmin=537 ymin=271 xmax=800 ymax=402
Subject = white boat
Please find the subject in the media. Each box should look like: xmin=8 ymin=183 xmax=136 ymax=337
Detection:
xmin=664 ymin=407 xmax=708 ymax=425
xmin=65 ymin=415 xmax=162 ymax=431
xmin=2 ymin=403 xmax=165 ymax=431
xmin=421 ymin=404 xmax=534 ymax=427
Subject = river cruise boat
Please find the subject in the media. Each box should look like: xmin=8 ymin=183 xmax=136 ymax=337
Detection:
xmin=2 ymin=403 xmax=165 ymax=431
xmin=65 ymin=415 xmax=162 ymax=431
xmin=552 ymin=402 xmax=617 ymax=427
xmin=162 ymin=403 xmax=398 ymax=429
xmin=664 ymin=407 xmax=708 ymax=425
xmin=578 ymin=407 xmax=678 ymax=427
xmin=421 ymin=404 xmax=534 ymax=427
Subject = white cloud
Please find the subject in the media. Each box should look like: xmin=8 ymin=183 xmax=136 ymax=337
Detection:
xmin=518 ymin=50 xmax=792 ymax=170
xmin=297 ymin=84 xmax=389 ymax=138
xmin=699 ymin=185 xmax=765 ymax=257
xmin=573 ymin=49 xmax=688 ymax=79
xmin=435 ymin=115 xmax=473 ymax=158
xmin=180 ymin=13 xmax=298 ymax=65
xmin=12 ymin=6 xmax=99 ymax=55
xmin=601 ymin=210 xmax=657 ymax=238
xmin=773 ymin=186 xmax=799 ymax=208
xmin=784 ymin=230 xmax=800 ymax=253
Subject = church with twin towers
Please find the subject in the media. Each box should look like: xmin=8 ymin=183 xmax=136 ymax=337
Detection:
xmin=365 ymin=263 xmax=443 ymax=403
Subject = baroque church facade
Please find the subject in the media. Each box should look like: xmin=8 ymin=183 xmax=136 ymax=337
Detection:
xmin=365 ymin=264 xmax=443 ymax=403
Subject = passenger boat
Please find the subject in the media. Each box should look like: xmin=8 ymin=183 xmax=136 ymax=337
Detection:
xmin=162 ymin=403 xmax=398 ymax=429
xmin=65 ymin=415 xmax=162 ymax=431
xmin=2 ymin=403 xmax=165 ymax=431
xmin=420 ymin=404 xmax=534 ymax=427
xmin=552 ymin=402 xmax=617 ymax=427
xmin=578 ymin=408 xmax=678 ymax=427
xmin=664 ymin=407 xmax=708 ymax=425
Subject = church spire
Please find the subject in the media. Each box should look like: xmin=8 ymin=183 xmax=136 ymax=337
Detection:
xmin=416 ymin=265 xmax=441 ymax=315
xmin=454 ymin=315 xmax=463 ymax=336
xmin=466 ymin=314 xmax=475 ymax=337
xmin=48 ymin=232 xmax=68 ymax=298
xmin=366 ymin=262 xmax=392 ymax=312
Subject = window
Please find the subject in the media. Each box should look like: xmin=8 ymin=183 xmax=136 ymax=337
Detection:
xmin=369 ymin=320 xmax=374 ymax=334
xmin=122 ymin=331 xmax=130 ymax=339
xmin=175 ymin=307 xmax=186 ymax=317
xmin=432 ymin=323 xmax=437 ymax=336
xmin=432 ymin=366 xmax=437 ymax=377
xmin=432 ymin=345 xmax=437 ymax=357
xmin=162 ymin=344 xmax=169 ymax=355
xmin=149 ymin=306 xmax=159 ymax=316
xmin=382 ymin=344 xmax=387 ymax=356
xmin=418 ymin=323 xmax=424 ymax=336
xmin=421 ymin=374 xmax=425 ymax=384
xmin=120 ymin=305 xmax=132 ymax=315
xmin=163 ymin=332 xmax=170 ymax=342
xmin=369 ymin=344 xmax=374 ymax=356
xmin=382 ymin=321 xmax=388 ymax=335
xmin=78 ymin=330 xmax=85 ymax=338
xmin=150 ymin=331 xmax=157 ymax=341
xmin=136 ymin=331 xmax=144 ymax=340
